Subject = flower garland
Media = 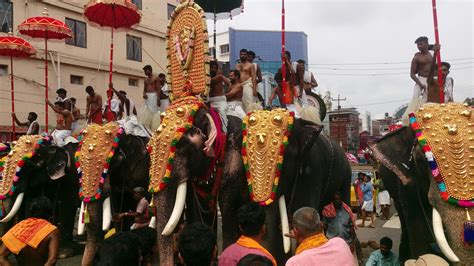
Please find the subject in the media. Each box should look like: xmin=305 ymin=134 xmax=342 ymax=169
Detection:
xmin=242 ymin=111 xmax=295 ymax=206
xmin=0 ymin=136 xmax=51 ymax=200
xmin=75 ymin=127 xmax=124 ymax=203
xmin=409 ymin=113 xmax=474 ymax=207
xmin=148 ymin=100 xmax=203 ymax=193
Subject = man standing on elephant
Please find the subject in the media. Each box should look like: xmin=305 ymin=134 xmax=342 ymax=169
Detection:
xmin=46 ymin=100 xmax=73 ymax=147
xmin=236 ymin=49 xmax=260 ymax=113
xmin=0 ymin=196 xmax=59 ymax=266
xmin=359 ymin=174 xmax=375 ymax=228
xmin=286 ymin=207 xmax=353 ymax=265
xmin=410 ymin=36 xmax=434 ymax=102
xmin=225 ymin=70 xmax=246 ymax=120
xmin=209 ymin=60 xmax=230 ymax=130
xmin=219 ymin=203 xmax=276 ymax=266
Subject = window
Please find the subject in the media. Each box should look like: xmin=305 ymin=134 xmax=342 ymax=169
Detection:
xmin=0 ymin=1 xmax=13 ymax=33
xmin=70 ymin=75 xmax=83 ymax=85
xmin=129 ymin=78 xmax=139 ymax=87
xmin=65 ymin=18 xmax=87 ymax=48
xmin=167 ymin=4 xmax=176 ymax=20
xmin=126 ymin=35 xmax=142 ymax=62
xmin=131 ymin=0 xmax=142 ymax=10
xmin=0 ymin=65 xmax=8 ymax=76
xmin=220 ymin=44 xmax=229 ymax=54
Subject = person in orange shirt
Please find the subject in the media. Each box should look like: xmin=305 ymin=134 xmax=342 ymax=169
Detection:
xmin=0 ymin=196 xmax=59 ymax=266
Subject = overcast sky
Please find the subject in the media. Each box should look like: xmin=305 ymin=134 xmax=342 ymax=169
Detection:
xmin=208 ymin=0 xmax=473 ymax=118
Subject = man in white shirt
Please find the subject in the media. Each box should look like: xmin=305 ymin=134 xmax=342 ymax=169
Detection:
xmin=441 ymin=62 xmax=454 ymax=102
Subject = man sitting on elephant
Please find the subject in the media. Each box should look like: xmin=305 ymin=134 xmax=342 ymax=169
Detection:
xmin=0 ymin=197 xmax=59 ymax=266
xmin=219 ymin=203 xmax=276 ymax=266
xmin=286 ymin=207 xmax=353 ymax=266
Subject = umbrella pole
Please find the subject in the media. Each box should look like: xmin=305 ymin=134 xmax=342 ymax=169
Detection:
xmin=213 ymin=12 xmax=217 ymax=60
xmin=10 ymin=54 xmax=15 ymax=140
xmin=45 ymin=38 xmax=49 ymax=132
xmin=281 ymin=0 xmax=291 ymax=104
xmin=431 ymin=0 xmax=444 ymax=103
xmin=106 ymin=28 xmax=114 ymax=122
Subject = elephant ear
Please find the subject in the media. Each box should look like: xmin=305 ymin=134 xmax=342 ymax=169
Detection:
xmin=293 ymin=119 xmax=324 ymax=154
xmin=369 ymin=126 xmax=416 ymax=185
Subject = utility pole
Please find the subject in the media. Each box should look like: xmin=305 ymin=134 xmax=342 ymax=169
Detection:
xmin=331 ymin=94 xmax=347 ymax=148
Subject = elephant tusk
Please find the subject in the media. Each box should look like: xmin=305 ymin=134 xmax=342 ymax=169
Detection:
xmin=149 ymin=216 xmax=156 ymax=229
xmin=432 ymin=207 xmax=460 ymax=262
xmin=162 ymin=182 xmax=187 ymax=236
xmin=102 ymin=197 xmax=112 ymax=231
xmin=78 ymin=201 xmax=85 ymax=235
xmin=1 ymin=193 xmax=24 ymax=223
xmin=278 ymin=195 xmax=291 ymax=254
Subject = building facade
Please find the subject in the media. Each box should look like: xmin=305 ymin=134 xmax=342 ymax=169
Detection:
xmin=0 ymin=0 xmax=178 ymax=141
xmin=328 ymin=107 xmax=360 ymax=154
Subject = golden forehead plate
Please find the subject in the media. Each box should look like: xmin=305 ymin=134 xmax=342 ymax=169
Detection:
xmin=415 ymin=102 xmax=474 ymax=200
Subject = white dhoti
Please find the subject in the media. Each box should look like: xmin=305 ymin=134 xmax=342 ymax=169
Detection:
xmin=138 ymin=92 xmax=161 ymax=131
xmin=413 ymin=76 xmax=428 ymax=103
xmin=160 ymin=98 xmax=170 ymax=112
xmin=51 ymin=129 xmax=72 ymax=147
xmin=118 ymin=116 xmax=151 ymax=138
xmin=226 ymin=101 xmax=246 ymax=120
xmin=378 ymin=190 xmax=391 ymax=205
xmin=241 ymin=79 xmax=262 ymax=113
xmin=208 ymin=96 xmax=228 ymax=132
xmin=362 ymin=199 xmax=374 ymax=212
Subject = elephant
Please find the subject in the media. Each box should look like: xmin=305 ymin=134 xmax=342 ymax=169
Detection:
xmin=149 ymin=103 xmax=236 ymax=265
xmin=76 ymin=131 xmax=150 ymax=266
xmin=369 ymin=123 xmax=474 ymax=264
xmin=0 ymin=136 xmax=79 ymax=256
xmin=261 ymin=117 xmax=351 ymax=264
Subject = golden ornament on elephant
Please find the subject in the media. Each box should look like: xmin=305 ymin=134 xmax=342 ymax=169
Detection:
xmin=242 ymin=109 xmax=295 ymax=205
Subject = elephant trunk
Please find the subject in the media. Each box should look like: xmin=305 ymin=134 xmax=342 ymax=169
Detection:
xmin=81 ymin=201 xmax=103 ymax=266
xmin=154 ymin=186 xmax=178 ymax=266
xmin=432 ymin=207 xmax=460 ymax=263
xmin=161 ymin=182 xmax=187 ymax=236
xmin=1 ymin=193 xmax=24 ymax=223
xmin=278 ymin=195 xmax=291 ymax=254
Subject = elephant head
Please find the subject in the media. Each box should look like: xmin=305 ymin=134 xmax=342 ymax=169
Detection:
xmin=369 ymin=103 xmax=474 ymax=264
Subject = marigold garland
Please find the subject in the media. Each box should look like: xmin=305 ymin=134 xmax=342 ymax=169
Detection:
xmin=409 ymin=113 xmax=474 ymax=207
xmin=75 ymin=127 xmax=124 ymax=203
xmin=148 ymin=98 xmax=204 ymax=193
xmin=0 ymin=136 xmax=51 ymax=200
xmin=242 ymin=111 xmax=295 ymax=206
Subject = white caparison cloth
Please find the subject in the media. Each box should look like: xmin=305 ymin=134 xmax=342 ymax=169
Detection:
xmin=240 ymin=78 xmax=262 ymax=113
xmin=208 ymin=96 xmax=228 ymax=132
xmin=138 ymin=92 xmax=161 ymax=131
xmin=118 ymin=116 xmax=151 ymax=138
xmin=362 ymin=199 xmax=374 ymax=212
xmin=51 ymin=129 xmax=72 ymax=147
xmin=378 ymin=190 xmax=391 ymax=205
xmin=160 ymin=98 xmax=170 ymax=112
xmin=413 ymin=76 xmax=428 ymax=103
xmin=226 ymin=101 xmax=246 ymax=120
xmin=161 ymin=83 xmax=169 ymax=97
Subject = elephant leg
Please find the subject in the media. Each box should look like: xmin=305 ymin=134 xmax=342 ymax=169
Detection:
xmin=154 ymin=187 xmax=176 ymax=266
xmin=394 ymin=199 xmax=410 ymax=263
xmin=81 ymin=202 xmax=103 ymax=266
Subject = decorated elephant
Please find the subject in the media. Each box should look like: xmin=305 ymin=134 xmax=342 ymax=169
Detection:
xmin=230 ymin=108 xmax=352 ymax=264
xmin=0 ymin=135 xmax=79 ymax=254
xmin=369 ymin=102 xmax=474 ymax=264
xmin=74 ymin=123 xmax=150 ymax=266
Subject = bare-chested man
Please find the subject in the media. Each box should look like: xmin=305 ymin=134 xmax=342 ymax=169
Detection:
xmin=139 ymin=65 xmax=161 ymax=131
xmin=247 ymin=51 xmax=262 ymax=84
xmin=208 ymin=61 xmax=230 ymax=130
xmin=0 ymin=197 xmax=59 ymax=266
xmin=410 ymin=36 xmax=435 ymax=102
xmin=46 ymin=100 xmax=73 ymax=147
xmin=236 ymin=49 xmax=260 ymax=113
xmin=225 ymin=70 xmax=246 ymax=120
xmin=85 ymin=86 xmax=103 ymax=125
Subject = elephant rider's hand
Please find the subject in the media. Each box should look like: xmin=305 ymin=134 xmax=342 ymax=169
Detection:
xmin=284 ymin=229 xmax=297 ymax=239
xmin=113 ymin=213 xmax=125 ymax=221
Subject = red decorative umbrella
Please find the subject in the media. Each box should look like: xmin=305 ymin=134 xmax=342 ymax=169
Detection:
xmin=0 ymin=33 xmax=36 ymax=139
xmin=18 ymin=9 xmax=72 ymax=132
xmin=84 ymin=0 xmax=141 ymax=122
